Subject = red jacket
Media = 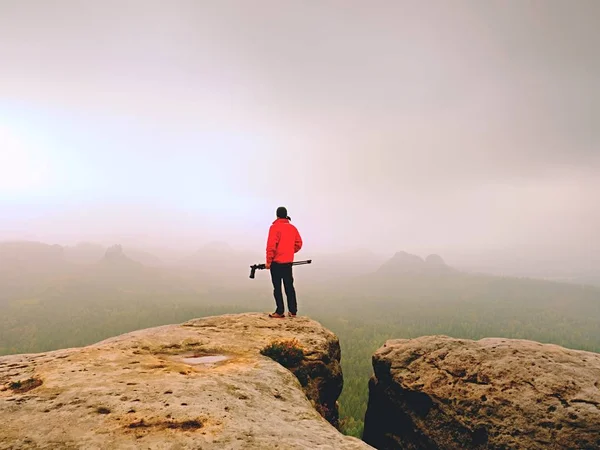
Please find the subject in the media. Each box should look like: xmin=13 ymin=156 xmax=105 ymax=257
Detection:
xmin=266 ymin=218 xmax=302 ymax=265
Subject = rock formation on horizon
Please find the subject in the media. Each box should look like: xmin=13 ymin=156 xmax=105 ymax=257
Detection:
xmin=363 ymin=335 xmax=600 ymax=449
xmin=377 ymin=251 xmax=458 ymax=275
xmin=425 ymin=254 xmax=446 ymax=267
xmin=0 ymin=313 xmax=370 ymax=450
xmin=99 ymin=244 xmax=143 ymax=269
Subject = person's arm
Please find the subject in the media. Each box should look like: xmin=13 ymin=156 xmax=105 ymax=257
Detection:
xmin=266 ymin=225 xmax=279 ymax=268
xmin=294 ymin=227 xmax=303 ymax=253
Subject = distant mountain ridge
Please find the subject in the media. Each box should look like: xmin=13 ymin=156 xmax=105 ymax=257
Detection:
xmin=3 ymin=240 xmax=598 ymax=288
xmin=0 ymin=241 xmax=66 ymax=273
xmin=377 ymin=251 xmax=458 ymax=275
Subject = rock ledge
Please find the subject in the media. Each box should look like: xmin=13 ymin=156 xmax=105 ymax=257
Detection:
xmin=363 ymin=335 xmax=600 ymax=450
xmin=1 ymin=313 xmax=371 ymax=450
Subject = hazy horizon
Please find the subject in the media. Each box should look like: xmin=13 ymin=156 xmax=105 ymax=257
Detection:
xmin=1 ymin=2 xmax=600 ymax=437
xmin=1 ymin=1 xmax=598 ymax=267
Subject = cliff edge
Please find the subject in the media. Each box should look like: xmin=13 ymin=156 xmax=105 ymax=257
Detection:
xmin=0 ymin=313 xmax=371 ymax=450
xmin=363 ymin=335 xmax=600 ymax=449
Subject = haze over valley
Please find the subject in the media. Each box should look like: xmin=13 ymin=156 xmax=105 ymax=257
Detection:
xmin=2 ymin=239 xmax=599 ymax=436
xmin=1 ymin=0 xmax=599 ymax=440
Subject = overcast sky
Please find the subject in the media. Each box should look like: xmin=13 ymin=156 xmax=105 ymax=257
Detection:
xmin=1 ymin=0 xmax=598 ymax=262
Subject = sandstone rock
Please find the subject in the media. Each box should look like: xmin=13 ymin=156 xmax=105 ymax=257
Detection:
xmin=0 ymin=313 xmax=371 ymax=450
xmin=363 ymin=336 xmax=600 ymax=450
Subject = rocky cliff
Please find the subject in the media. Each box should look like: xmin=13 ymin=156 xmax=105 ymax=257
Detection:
xmin=363 ymin=336 xmax=600 ymax=450
xmin=0 ymin=313 xmax=371 ymax=450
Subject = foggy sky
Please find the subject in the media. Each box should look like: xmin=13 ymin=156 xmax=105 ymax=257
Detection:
xmin=1 ymin=1 xmax=598 ymax=263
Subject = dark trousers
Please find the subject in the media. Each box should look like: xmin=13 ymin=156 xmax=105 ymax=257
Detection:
xmin=270 ymin=262 xmax=297 ymax=315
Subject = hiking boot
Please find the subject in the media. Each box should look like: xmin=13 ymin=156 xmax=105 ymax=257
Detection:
xmin=269 ymin=312 xmax=286 ymax=319
xmin=287 ymin=312 xmax=297 ymax=318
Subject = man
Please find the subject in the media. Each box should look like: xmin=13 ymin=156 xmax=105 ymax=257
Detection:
xmin=266 ymin=206 xmax=303 ymax=318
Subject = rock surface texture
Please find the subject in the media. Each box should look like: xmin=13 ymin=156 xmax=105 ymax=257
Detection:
xmin=0 ymin=313 xmax=371 ymax=449
xmin=363 ymin=336 xmax=600 ymax=450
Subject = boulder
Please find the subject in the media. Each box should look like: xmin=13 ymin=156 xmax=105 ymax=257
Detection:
xmin=0 ymin=313 xmax=371 ymax=450
xmin=363 ymin=336 xmax=600 ymax=449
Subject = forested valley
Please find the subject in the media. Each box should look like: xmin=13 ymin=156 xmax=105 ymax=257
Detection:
xmin=1 ymin=244 xmax=599 ymax=438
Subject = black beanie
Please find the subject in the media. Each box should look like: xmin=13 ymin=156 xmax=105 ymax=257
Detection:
xmin=276 ymin=206 xmax=288 ymax=219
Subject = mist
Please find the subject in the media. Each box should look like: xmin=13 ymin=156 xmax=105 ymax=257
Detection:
xmin=2 ymin=2 xmax=600 ymax=440
xmin=1 ymin=0 xmax=598 ymax=275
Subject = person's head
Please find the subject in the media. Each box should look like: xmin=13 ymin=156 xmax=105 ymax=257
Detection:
xmin=276 ymin=206 xmax=291 ymax=221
